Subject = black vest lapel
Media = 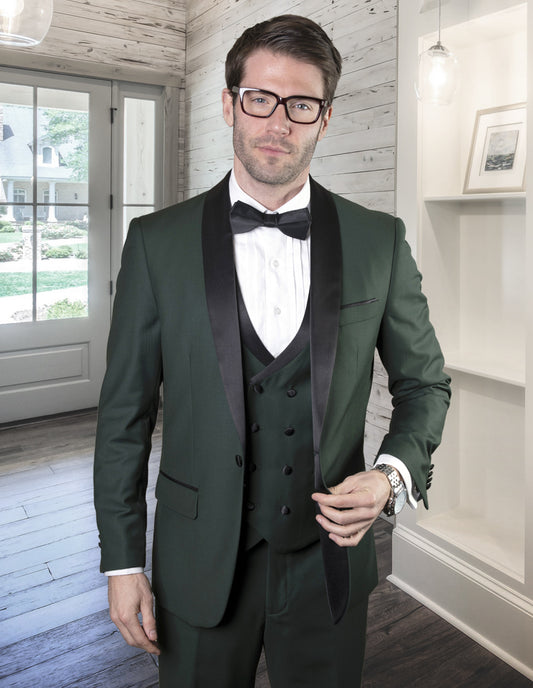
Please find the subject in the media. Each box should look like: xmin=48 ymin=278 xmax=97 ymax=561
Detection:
xmin=202 ymin=173 xmax=246 ymax=452
xmin=309 ymin=177 xmax=349 ymax=624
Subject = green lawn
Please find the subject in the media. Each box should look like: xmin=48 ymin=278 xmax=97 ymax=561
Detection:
xmin=0 ymin=271 xmax=87 ymax=297
xmin=0 ymin=232 xmax=23 ymax=244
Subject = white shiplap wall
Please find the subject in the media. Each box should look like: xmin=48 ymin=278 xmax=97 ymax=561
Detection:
xmin=185 ymin=0 xmax=396 ymax=462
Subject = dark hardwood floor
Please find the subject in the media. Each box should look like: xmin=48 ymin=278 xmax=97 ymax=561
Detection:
xmin=0 ymin=410 xmax=530 ymax=687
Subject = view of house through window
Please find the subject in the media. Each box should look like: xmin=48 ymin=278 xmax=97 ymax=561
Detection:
xmin=0 ymin=85 xmax=89 ymax=324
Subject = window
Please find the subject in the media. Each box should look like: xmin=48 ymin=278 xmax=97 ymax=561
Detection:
xmin=42 ymin=146 xmax=52 ymax=164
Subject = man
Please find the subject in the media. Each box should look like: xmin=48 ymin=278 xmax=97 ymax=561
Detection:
xmin=94 ymin=14 xmax=450 ymax=688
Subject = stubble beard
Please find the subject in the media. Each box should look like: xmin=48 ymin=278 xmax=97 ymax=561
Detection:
xmin=232 ymin=125 xmax=320 ymax=187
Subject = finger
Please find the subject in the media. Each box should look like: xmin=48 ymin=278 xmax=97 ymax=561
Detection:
xmin=316 ymin=502 xmax=375 ymax=526
xmin=116 ymin=612 xmax=160 ymax=654
xmin=312 ymin=489 xmax=375 ymax=509
xmin=140 ymin=595 xmax=159 ymax=647
xmin=316 ymin=512 xmax=369 ymax=538
xmin=328 ymin=528 xmax=367 ymax=547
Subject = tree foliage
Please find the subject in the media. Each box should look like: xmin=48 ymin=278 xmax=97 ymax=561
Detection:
xmin=43 ymin=110 xmax=89 ymax=182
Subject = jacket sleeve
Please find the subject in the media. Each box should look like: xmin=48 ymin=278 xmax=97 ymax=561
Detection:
xmin=93 ymin=217 xmax=162 ymax=572
xmin=376 ymin=217 xmax=451 ymax=507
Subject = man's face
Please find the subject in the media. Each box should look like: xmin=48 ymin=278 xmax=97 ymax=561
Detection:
xmin=222 ymin=49 xmax=332 ymax=195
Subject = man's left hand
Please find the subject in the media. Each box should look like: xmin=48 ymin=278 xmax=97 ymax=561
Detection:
xmin=311 ymin=470 xmax=391 ymax=547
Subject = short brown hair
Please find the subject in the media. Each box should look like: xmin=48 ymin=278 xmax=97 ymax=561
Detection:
xmin=225 ymin=15 xmax=342 ymax=105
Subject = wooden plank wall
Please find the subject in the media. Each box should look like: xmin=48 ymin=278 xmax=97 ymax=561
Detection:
xmin=184 ymin=0 xmax=397 ymax=461
xmin=0 ymin=0 xmax=186 ymax=87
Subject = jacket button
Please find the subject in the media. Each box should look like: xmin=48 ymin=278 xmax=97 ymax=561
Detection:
xmin=281 ymin=505 xmax=291 ymax=516
xmin=235 ymin=455 xmax=243 ymax=468
xmin=282 ymin=465 xmax=293 ymax=475
xmin=287 ymin=387 xmax=297 ymax=398
xmin=250 ymin=422 xmax=260 ymax=433
xmin=284 ymin=427 xmax=295 ymax=436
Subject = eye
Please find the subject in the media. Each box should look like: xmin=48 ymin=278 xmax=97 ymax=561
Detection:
xmin=289 ymin=99 xmax=316 ymax=112
xmin=248 ymin=91 xmax=274 ymax=105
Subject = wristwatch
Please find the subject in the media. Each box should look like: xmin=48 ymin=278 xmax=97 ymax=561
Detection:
xmin=373 ymin=464 xmax=407 ymax=516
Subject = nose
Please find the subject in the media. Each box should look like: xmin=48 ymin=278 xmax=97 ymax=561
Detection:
xmin=266 ymin=103 xmax=290 ymax=134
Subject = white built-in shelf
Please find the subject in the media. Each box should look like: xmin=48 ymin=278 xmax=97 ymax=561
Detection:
xmin=420 ymin=508 xmax=524 ymax=583
xmin=444 ymin=354 xmax=525 ymax=388
xmin=425 ymin=193 xmax=526 ymax=203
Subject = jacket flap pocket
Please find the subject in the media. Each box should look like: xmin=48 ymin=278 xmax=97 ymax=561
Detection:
xmin=155 ymin=471 xmax=198 ymax=519
xmin=339 ymin=298 xmax=381 ymax=326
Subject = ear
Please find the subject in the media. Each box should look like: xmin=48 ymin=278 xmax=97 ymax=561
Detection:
xmin=317 ymin=105 xmax=333 ymax=141
xmin=222 ymin=88 xmax=234 ymax=127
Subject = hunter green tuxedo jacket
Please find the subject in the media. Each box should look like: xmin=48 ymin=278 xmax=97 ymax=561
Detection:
xmin=94 ymin=174 xmax=450 ymax=627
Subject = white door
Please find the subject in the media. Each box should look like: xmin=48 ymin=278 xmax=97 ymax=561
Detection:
xmin=0 ymin=71 xmax=111 ymax=423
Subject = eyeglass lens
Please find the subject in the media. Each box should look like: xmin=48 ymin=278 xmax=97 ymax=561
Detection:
xmin=241 ymin=90 xmax=322 ymax=123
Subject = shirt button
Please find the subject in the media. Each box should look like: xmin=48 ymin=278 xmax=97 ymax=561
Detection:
xmin=281 ymin=505 xmax=291 ymax=516
xmin=287 ymin=387 xmax=297 ymax=398
xmin=284 ymin=427 xmax=295 ymax=436
xmin=250 ymin=422 xmax=260 ymax=433
xmin=271 ymin=259 xmax=280 ymax=268
xmin=274 ymin=306 xmax=281 ymax=316
xmin=282 ymin=465 xmax=293 ymax=475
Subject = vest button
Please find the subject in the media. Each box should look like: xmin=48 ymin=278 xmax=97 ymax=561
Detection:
xmin=249 ymin=462 xmax=257 ymax=473
xmin=284 ymin=427 xmax=295 ymax=436
xmin=287 ymin=387 xmax=297 ymax=398
xmin=246 ymin=501 xmax=255 ymax=511
xmin=281 ymin=505 xmax=291 ymax=516
xmin=235 ymin=455 xmax=243 ymax=467
xmin=282 ymin=465 xmax=293 ymax=475
xmin=250 ymin=422 xmax=260 ymax=433
xmin=253 ymin=383 xmax=264 ymax=394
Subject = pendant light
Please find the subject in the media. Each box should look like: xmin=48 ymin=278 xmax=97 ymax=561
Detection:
xmin=0 ymin=0 xmax=53 ymax=47
xmin=416 ymin=0 xmax=459 ymax=105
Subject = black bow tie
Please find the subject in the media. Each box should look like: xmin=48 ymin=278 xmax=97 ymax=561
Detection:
xmin=230 ymin=201 xmax=311 ymax=240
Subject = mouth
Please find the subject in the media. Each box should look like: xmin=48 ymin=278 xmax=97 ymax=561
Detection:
xmin=256 ymin=140 xmax=291 ymax=156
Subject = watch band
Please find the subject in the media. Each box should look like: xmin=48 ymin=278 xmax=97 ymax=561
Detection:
xmin=373 ymin=464 xmax=407 ymax=516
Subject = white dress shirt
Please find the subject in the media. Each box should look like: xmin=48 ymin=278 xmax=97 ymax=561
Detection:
xmin=106 ymin=172 xmax=416 ymax=576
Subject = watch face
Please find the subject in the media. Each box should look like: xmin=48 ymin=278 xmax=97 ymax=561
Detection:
xmin=394 ymin=489 xmax=407 ymax=514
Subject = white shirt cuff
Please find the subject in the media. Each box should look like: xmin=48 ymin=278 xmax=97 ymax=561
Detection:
xmin=374 ymin=454 xmax=419 ymax=509
xmin=105 ymin=567 xmax=144 ymax=576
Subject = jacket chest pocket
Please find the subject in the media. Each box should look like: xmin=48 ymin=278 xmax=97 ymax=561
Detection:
xmin=339 ymin=298 xmax=381 ymax=326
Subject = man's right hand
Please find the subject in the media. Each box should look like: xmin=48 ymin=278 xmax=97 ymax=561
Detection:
xmin=108 ymin=573 xmax=160 ymax=655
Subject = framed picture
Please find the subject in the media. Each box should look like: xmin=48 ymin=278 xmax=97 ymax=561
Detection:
xmin=463 ymin=103 xmax=526 ymax=194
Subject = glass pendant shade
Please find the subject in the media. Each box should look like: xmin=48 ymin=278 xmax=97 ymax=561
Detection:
xmin=0 ymin=0 xmax=53 ymax=47
xmin=416 ymin=40 xmax=459 ymax=105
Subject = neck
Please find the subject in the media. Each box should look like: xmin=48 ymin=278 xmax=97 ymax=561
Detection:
xmin=233 ymin=162 xmax=310 ymax=211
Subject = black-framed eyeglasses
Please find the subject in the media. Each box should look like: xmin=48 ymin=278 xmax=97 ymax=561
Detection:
xmin=232 ymin=86 xmax=327 ymax=124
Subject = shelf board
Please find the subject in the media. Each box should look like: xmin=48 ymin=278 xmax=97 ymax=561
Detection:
xmin=425 ymin=193 xmax=526 ymax=203
xmin=444 ymin=354 xmax=525 ymax=388
xmin=419 ymin=507 xmax=525 ymax=582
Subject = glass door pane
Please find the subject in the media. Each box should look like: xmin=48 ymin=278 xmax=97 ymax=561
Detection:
xmin=36 ymin=89 xmax=89 ymax=320
xmin=122 ymin=96 xmax=156 ymax=241
xmin=0 ymin=83 xmax=34 ymax=324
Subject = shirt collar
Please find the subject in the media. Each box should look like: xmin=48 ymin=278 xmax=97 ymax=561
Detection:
xmin=229 ymin=170 xmax=311 ymax=214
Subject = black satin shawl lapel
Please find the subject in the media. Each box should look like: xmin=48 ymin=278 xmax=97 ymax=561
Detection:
xmin=202 ymin=173 xmax=246 ymax=451
xmin=309 ymin=177 xmax=349 ymax=624
xmin=309 ymin=177 xmax=342 ymax=459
